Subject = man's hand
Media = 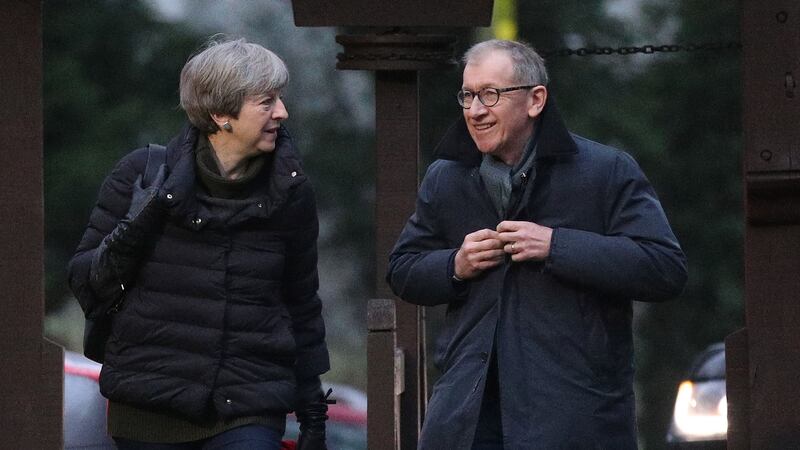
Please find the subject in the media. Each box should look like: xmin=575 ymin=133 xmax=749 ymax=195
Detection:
xmin=496 ymin=221 xmax=553 ymax=262
xmin=454 ymin=229 xmax=505 ymax=280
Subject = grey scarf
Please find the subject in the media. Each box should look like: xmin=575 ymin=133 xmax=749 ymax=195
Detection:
xmin=479 ymin=138 xmax=538 ymax=218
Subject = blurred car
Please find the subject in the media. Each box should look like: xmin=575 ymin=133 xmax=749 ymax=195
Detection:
xmin=284 ymin=383 xmax=367 ymax=450
xmin=64 ymin=350 xmax=366 ymax=450
xmin=64 ymin=350 xmax=116 ymax=449
xmin=666 ymin=342 xmax=727 ymax=449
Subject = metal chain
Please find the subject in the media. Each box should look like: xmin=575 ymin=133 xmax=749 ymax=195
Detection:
xmin=541 ymin=41 xmax=741 ymax=58
xmin=335 ymin=41 xmax=742 ymax=62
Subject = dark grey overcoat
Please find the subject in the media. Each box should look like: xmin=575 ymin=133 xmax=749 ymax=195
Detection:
xmin=387 ymin=101 xmax=687 ymax=449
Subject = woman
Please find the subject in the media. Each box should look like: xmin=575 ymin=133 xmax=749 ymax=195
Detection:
xmin=68 ymin=38 xmax=330 ymax=450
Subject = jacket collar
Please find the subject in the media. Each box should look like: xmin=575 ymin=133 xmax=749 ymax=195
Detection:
xmin=433 ymin=97 xmax=578 ymax=166
xmin=160 ymin=124 xmax=306 ymax=222
xmin=259 ymin=125 xmax=307 ymax=217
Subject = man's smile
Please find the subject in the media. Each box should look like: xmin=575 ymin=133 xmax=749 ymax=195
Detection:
xmin=472 ymin=122 xmax=495 ymax=131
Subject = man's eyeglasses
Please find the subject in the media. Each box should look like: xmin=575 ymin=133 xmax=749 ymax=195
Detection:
xmin=457 ymin=85 xmax=536 ymax=109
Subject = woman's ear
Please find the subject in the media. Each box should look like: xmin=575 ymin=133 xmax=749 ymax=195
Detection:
xmin=210 ymin=113 xmax=230 ymax=129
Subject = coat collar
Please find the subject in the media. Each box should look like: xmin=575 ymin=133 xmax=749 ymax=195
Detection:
xmin=160 ymin=123 xmax=306 ymax=223
xmin=433 ymin=97 xmax=578 ymax=166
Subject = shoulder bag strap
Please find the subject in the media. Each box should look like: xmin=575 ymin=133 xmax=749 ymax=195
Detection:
xmin=143 ymin=143 xmax=166 ymax=187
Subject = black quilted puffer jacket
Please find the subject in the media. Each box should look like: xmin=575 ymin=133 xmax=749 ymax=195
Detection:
xmin=68 ymin=124 xmax=329 ymax=423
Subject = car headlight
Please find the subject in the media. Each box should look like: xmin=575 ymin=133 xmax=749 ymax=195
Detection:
xmin=670 ymin=379 xmax=727 ymax=441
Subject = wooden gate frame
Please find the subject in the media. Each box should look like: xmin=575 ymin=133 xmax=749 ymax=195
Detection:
xmin=727 ymin=1 xmax=800 ymax=447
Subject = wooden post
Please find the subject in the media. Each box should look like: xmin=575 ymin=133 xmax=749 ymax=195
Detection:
xmin=291 ymin=2 xmax=493 ymax=447
xmin=731 ymin=1 xmax=800 ymax=447
xmin=332 ymin=32 xmax=461 ymax=449
xmin=375 ymin=69 xmax=426 ymax=449
xmin=725 ymin=329 xmax=749 ymax=448
xmin=367 ymin=299 xmax=404 ymax=449
xmin=0 ymin=1 xmax=63 ymax=448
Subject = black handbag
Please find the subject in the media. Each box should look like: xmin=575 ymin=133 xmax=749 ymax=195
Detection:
xmin=83 ymin=143 xmax=165 ymax=364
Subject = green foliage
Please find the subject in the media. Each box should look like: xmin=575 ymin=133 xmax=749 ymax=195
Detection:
xmin=44 ymin=0 xmax=202 ymax=310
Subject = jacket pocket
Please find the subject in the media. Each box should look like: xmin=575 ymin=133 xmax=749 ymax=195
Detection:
xmin=433 ymin=300 xmax=464 ymax=372
xmin=261 ymin=312 xmax=298 ymax=366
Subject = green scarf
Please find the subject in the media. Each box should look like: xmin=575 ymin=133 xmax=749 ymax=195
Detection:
xmin=194 ymin=134 xmax=268 ymax=199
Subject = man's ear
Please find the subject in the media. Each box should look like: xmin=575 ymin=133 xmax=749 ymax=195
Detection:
xmin=527 ymin=86 xmax=548 ymax=119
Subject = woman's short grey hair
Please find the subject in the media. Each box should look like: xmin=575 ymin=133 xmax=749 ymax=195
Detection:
xmin=463 ymin=39 xmax=549 ymax=87
xmin=180 ymin=37 xmax=289 ymax=132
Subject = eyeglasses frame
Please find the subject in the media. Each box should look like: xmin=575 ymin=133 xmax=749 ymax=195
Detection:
xmin=457 ymin=85 xmax=538 ymax=109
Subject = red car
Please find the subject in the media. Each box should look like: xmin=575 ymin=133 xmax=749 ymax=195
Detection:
xmin=64 ymin=351 xmax=366 ymax=450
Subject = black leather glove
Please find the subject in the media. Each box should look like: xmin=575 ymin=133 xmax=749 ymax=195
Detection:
xmin=295 ymin=378 xmax=334 ymax=450
xmin=88 ymin=165 xmax=168 ymax=313
xmin=107 ymin=164 xmax=170 ymax=254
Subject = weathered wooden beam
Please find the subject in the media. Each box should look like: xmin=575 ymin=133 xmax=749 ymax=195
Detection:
xmin=725 ymin=329 xmax=749 ymax=448
xmin=374 ymin=70 xmax=426 ymax=450
xmin=0 ymin=1 xmax=63 ymax=448
xmin=368 ymin=299 xmax=402 ymax=450
xmin=733 ymin=1 xmax=800 ymax=447
xmin=293 ymin=0 xmax=492 ymax=27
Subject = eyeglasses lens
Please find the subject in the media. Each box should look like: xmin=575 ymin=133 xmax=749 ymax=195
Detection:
xmin=458 ymin=89 xmax=502 ymax=108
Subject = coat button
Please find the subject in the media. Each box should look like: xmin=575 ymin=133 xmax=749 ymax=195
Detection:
xmin=257 ymin=202 xmax=263 ymax=208
xmin=166 ymin=193 xmax=174 ymax=200
xmin=226 ymin=399 xmax=232 ymax=405
xmin=291 ymin=171 xmax=297 ymax=177
xmin=480 ymin=352 xmax=489 ymax=363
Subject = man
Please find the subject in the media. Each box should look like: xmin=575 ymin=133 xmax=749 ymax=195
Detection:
xmin=386 ymin=40 xmax=687 ymax=449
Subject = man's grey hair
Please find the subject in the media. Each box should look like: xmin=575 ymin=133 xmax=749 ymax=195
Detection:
xmin=180 ymin=37 xmax=289 ymax=133
xmin=462 ymin=39 xmax=549 ymax=87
